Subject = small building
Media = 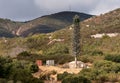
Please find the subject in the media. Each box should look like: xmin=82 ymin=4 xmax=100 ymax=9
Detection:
xmin=36 ymin=60 xmax=42 ymax=66
xmin=46 ymin=60 xmax=55 ymax=66
xmin=69 ymin=61 xmax=86 ymax=68
xmin=91 ymin=33 xmax=119 ymax=38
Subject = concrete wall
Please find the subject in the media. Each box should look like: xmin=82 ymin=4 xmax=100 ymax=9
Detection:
xmin=46 ymin=60 xmax=55 ymax=66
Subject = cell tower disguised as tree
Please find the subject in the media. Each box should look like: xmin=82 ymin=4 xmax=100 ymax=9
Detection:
xmin=72 ymin=15 xmax=80 ymax=68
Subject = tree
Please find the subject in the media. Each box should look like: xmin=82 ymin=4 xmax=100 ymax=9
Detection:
xmin=30 ymin=63 xmax=39 ymax=73
xmin=0 ymin=56 xmax=43 ymax=83
xmin=72 ymin=15 xmax=81 ymax=68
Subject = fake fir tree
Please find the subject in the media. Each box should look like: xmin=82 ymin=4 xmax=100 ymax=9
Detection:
xmin=72 ymin=15 xmax=80 ymax=68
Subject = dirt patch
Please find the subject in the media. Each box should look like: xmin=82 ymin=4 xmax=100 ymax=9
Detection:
xmin=39 ymin=66 xmax=82 ymax=74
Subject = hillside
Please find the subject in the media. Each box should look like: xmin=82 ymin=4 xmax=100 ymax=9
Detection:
xmin=81 ymin=8 xmax=120 ymax=37
xmin=0 ymin=11 xmax=92 ymax=37
xmin=16 ymin=11 xmax=92 ymax=37
xmin=1 ymin=8 xmax=120 ymax=83
xmin=0 ymin=18 xmax=24 ymax=37
xmin=0 ymin=8 xmax=120 ymax=57
xmin=52 ymin=8 xmax=120 ymax=54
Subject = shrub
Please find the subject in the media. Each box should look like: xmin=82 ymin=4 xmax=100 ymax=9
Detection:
xmin=62 ymin=75 xmax=91 ymax=83
xmin=94 ymin=60 xmax=120 ymax=73
xmin=45 ymin=43 xmax=69 ymax=56
xmin=79 ymin=68 xmax=107 ymax=81
xmin=30 ymin=63 xmax=39 ymax=73
xmin=96 ymin=74 xmax=108 ymax=83
xmin=102 ymin=34 xmax=110 ymax=39
xmin=108 ymin=73 xmax=119 ymax=82
xmin=18 ymin=51 xmax=30 ymax=57
xmin=0 ymin=56 xmax=43 ymax=83
xmin=105 ymin=54 xmax=120 ymax=63
xmin=51 ymin=70 xmax=57 ymax=75
xmin=91 ymin=50 xmax=103 ymax=56
xmin=25 ymin=34 xmax=48 ymax=50
xmin=57 ymin=72 xmax=71 ymax=81
xmin=78 ymin=55 xmax=93 ymax=63
xmin=0 ymin=78 xmax=7 ymax=83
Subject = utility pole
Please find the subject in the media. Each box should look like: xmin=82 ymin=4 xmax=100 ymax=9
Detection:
xmin=72 ymin=15 xmax=80 ymax=68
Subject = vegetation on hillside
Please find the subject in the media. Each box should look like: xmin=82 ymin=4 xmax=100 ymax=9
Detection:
xmin=81 ymin=8 xmax=120 ymax=37
xmin=0 ymin=18 xmax=24 ymax=37
xmin=0 ymin=56 xmax=43 ymax=83
xmin=57 ymin=60 xmax=120 ymax=83
xmin=0 ymin=8 xmax=120 ymax=82
xmin=0 ymin=11 xmax=92 ymax=37
xmin=18 ymin=11 xmax=92 ymax=37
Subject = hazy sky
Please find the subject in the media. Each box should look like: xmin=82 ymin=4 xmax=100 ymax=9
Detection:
xmin=0 ymin=0 xmax=120 ymax=21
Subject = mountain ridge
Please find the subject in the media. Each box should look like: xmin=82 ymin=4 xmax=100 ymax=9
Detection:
xmin=17 ymin=11 xmax=92 ymax=37
xmin=0 ymin=11 xmax=93 ymax=37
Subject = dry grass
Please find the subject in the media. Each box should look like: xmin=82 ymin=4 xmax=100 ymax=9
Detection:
xmin=39 ymin=66 xmax=82 ymax=74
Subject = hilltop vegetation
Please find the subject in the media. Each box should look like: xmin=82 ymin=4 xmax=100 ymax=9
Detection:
xmin=81 ymin=8 xmax=120 ymax=37
xmin=0 ymin=11 xmax=92 ymax=37
xmin=18 ymin=11 xmax=92 ymax=37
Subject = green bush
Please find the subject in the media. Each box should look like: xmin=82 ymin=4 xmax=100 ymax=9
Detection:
xmin=107 ymin=73 xmax=119 ymax=82
xmin=105 ymin=54 xmax=120 ymax=63
xmin=0 ymin=56 xmax=43 ymax=83
xmin=79 ymin=68 xmax=106 ymax=81
xmin=17 ymin=52 xmax=42 ymax=62
xmin=30 ymin=63 xmax=39 ymax=73
xmin=91 ymin=50 xmax=103 ymax=56
xmin=57 ymin=71 xmax=91 ymax=83
xmin=45 ymin=43 xmax=69 ymax=56
xmin=0 ymin=78 xmax=7 ymax=83
xmin=48 ymin=54 xmax=73 ymax=64
xmin=78 ymin=60 xmax=120 ymax=82
xmin=102 ymin=34 xmax=110 ymax=39
xmin=18 ymin=51 xmax=30 ymax=57
xmin=62 ymin=75 xmax=91 ymax=83
xmin=96 ymin=74 xmax=108 ymax=83
xmin=94 ymin=60 xmax=120 ymax=73
xmin=78 ymin=55 xmax=93 ymax=63
xmin=25 ymin=34 xmax=48 ymax=50
xmin=57 ymin=72 xmax=71 ymax=81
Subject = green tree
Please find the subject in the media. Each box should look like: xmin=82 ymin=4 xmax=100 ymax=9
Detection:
xmin=30 ymin=63 xmax=39 ymax=73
